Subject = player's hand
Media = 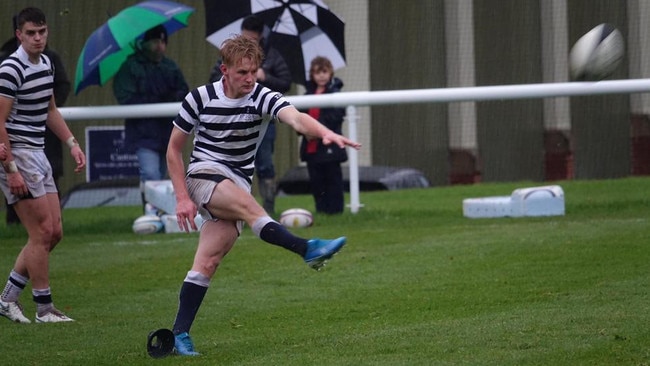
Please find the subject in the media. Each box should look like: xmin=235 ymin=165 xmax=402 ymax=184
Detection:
xmin=322 ymin=132 xmax=361 ymax=150
xmin=7 ymin=171 xmax=28 ymax=197
xmin=175 ymin=197 xmax=198 ymax=233
xmin=70 ymin=145 xmax=86 ymax=173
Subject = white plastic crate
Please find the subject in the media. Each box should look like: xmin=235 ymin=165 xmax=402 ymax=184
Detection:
xmin=143 ymin=180 xmax=176 ymax=215
xmin=161 ymin=214 xmax=204 ymax=234
xmin=463 ymin=185 xmax=565 ymax=218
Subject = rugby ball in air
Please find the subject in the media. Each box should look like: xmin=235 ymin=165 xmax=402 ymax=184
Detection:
xmin=569 ymin=23 xmax=624 ymax=81
xmin=132 ymin=215 xmax=164 ymax=234
xmin=279 ymin=208 xmax=314 ymax=228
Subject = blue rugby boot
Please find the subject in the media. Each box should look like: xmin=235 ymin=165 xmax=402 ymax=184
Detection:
xmin=174 ymin=332 xmax=200 ymax=356
xmin=304 ymin=237 xmax=346 ymax=270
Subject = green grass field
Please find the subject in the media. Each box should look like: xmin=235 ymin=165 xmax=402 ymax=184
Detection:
xmin=1 ymin=177 xmax=649 ymax=365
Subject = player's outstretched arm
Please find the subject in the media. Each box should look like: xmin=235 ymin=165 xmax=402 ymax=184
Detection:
xmin=278 ymin=106 xmax=361 ymax=150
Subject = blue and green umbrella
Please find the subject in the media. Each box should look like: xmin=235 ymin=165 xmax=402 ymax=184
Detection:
xmin=74 ymin=0 xmax=194 ymax=95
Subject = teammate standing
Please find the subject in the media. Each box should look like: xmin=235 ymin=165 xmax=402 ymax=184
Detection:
xmin=0 ymin=7 xmax=85 ymax=323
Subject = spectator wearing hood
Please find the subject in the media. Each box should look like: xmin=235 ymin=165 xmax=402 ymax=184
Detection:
xmin=113 ymin=24 xmax=189 ymax=213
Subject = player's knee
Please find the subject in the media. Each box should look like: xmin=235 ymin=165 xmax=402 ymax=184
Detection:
xmin=32 ymin=223 xmax=57 ymax=247
xmin=49 ymin=228 xmax=63 ymax=249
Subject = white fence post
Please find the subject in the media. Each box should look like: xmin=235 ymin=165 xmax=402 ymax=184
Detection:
xmin=346 ymin=105 xmax=362 ymax=214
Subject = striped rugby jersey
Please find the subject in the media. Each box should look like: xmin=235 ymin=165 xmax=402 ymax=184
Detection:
xmin=173 ymin=81 xmax=291 ymax=184
xmin=0 ymin=46 xmax=54 ymax=150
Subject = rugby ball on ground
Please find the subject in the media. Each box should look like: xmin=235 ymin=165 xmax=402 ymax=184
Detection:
xmin=569 ymin=23 xmax=624 ymax=81
xmin=132 ymin=215 xmax=164 ymax=234
xmin=279 ymin=208 xmax=314 ymax=228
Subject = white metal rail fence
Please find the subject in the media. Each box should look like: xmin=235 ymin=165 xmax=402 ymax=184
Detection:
xmin=59 ymin=79 xmax=650 ymax=213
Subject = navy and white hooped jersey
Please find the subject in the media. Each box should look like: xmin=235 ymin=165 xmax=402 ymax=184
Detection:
xmin=173 ymin=81 xmax=291 ymax=184
xmin=0 ymin=46 xmax=54 ymax=150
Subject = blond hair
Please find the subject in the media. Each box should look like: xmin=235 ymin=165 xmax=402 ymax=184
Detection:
xmin=220 ymin=34 xmax=264 ymax=69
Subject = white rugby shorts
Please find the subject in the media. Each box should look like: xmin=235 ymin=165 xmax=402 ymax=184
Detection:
xmin=185 ymin=163 xmax=251 ymax=233
xmin=0 ymin=149 xmax=56 ymax=205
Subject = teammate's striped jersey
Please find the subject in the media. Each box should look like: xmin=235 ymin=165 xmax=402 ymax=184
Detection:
xmin=173 ymin=80 xmax=291 ymax=184
xmin=0 ymin=46 xmax=54 ymax=150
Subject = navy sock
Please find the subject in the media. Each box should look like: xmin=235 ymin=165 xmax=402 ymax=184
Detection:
xmin=172 ymin=282 xmax=208 ymax=336
xmin=259 ymin=222 xmax=308 ymax=257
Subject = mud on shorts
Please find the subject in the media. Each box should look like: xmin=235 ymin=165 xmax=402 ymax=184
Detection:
xmin=0 ymin=149 xmax=56 ymax=205
xmin=185 ymin=165 xmax=251 ymax=234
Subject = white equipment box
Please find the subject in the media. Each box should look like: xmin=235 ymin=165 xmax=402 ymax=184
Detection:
xmin=463 ymin=185 xmax=565 ymax=218
xmin=144 ymin=180 xmax=177 ymax=215
xmin=144 ymin=180 xmax=204 ymax=233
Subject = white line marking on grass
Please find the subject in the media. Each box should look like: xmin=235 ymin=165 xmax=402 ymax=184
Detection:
xmin=88 ymin=237 xmax=192 ymax=247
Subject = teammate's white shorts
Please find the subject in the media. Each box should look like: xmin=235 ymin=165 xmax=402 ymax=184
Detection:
xmin=0 ymin=149 xmax=56 ymax=205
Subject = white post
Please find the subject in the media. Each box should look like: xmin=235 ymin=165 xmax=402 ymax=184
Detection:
xmin=445 ymin=0 xmax=478 ymax=151
xmin=628 ymin=0 xmax=650 ymax=113
xmin=346 ymin=105 xmax=362 ymax=213
xmin=540 ymin=0 xmax=571 ymax=130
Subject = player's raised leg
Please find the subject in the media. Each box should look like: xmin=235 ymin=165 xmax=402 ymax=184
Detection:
xmin=204 ymin=178 xmax=347 ymax=270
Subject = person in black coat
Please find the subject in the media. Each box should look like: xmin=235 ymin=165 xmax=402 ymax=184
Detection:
xmin=300 ymin=56 xmax=347 ymax=214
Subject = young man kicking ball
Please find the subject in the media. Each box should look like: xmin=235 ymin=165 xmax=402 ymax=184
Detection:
xmin=165 ymin=34 xmax=361 ymax=355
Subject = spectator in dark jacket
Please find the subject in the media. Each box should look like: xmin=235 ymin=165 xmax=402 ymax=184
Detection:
xmin=300 ymin=56 xmax=347 ymax=214
xmin=113 ymin=24 xmax=189 ymax=212
xmin=208 ymin=15 xmax=292 ymax=215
